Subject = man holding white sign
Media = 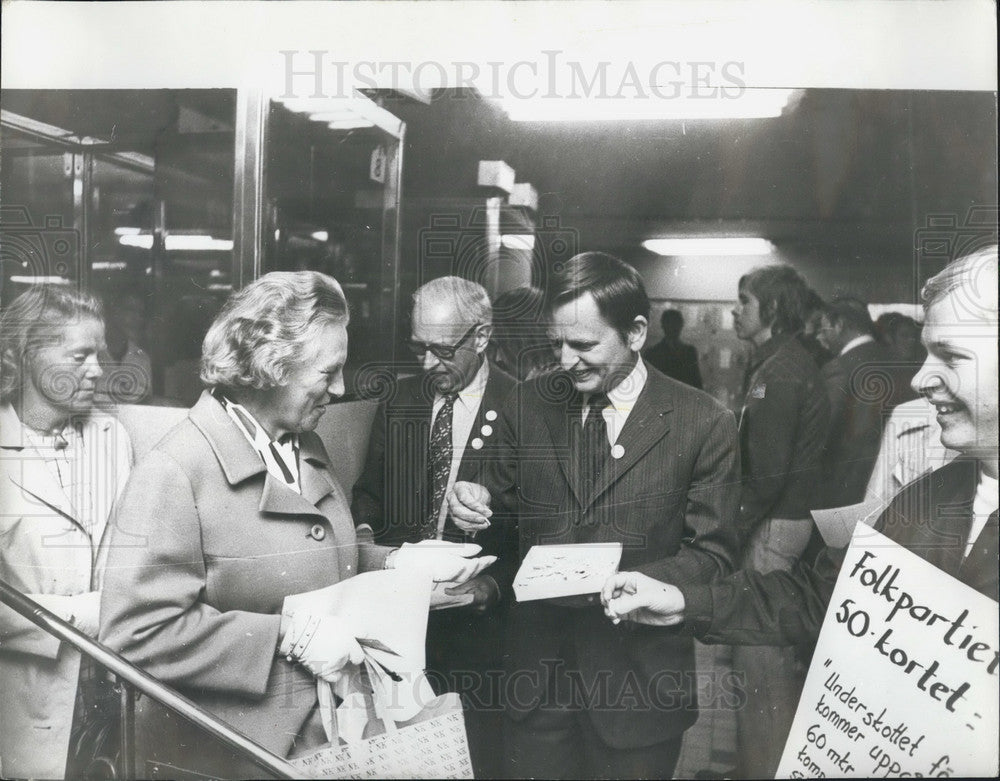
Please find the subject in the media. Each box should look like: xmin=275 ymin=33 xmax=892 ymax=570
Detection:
xmin=602 ymin=245 xmax=998 ymax=775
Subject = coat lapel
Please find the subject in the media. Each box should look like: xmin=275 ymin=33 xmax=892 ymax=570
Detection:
xmin=585 ymin=375 xmax=673 ymax=510
xmin=456 ymin=365 xmax=514 ymax=482
xmin=537 ymin=378 xmax=585 ymax=507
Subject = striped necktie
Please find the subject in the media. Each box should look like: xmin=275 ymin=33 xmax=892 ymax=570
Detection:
xmin=426 ymin=393 xmax=458 ymax=538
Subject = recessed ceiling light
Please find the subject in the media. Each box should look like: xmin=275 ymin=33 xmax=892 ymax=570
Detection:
xmin=499 ymin=89 xmax=798 ymax=122
xmin=643 ymin=237 xmax=775 ymax=256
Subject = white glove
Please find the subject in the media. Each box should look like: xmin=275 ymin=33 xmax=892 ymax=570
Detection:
xmin=389 ymin=540 xmax=497 ymax=584
xmin=31 ymin=591 xmax=102 ymax=638
xmin=279 ymin=612 xmax=365 ymax=683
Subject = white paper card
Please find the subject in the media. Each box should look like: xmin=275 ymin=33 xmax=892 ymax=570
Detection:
xmin=513 ymin=543 xmax=623 ymax=602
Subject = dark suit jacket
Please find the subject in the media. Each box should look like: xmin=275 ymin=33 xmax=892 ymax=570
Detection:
xmin=644 ymin=339 xmax=703 ymax=389
xmin=486 ymin=367 xmax=740 ymax=748
xmin=352 ymin=363 xmax=517 ymax=553
xmin=681 ymin=458 xmax=998 ymax=646
xmin=351 ymin=364 xmax=519 ymax=683
xmin=738 ymin=334 xmax=830 ymax=537
xmin=820 ymin=339 xmax=898 ymax=508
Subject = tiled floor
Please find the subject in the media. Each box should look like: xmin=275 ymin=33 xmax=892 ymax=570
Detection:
xmin=673 ymin=642 xmax=738 ymax=779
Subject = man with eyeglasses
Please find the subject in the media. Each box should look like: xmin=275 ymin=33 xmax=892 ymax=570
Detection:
xmin=352 ymin=275 xmax=517 ymax=778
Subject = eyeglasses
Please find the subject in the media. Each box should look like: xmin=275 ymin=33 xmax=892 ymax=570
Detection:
xmin=407 ymin=323 xmax=481 ymax=361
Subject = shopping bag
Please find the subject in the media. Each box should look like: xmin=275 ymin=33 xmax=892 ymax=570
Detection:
xmin=291 ymin=659 xmax=474 ymax=779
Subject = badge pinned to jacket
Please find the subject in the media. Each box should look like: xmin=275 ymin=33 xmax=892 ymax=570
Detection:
xmin=751 ymin=383 xmax=767 ymax=400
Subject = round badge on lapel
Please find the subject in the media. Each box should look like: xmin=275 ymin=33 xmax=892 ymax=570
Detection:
xmin=309 ymin=524 xmax=326 ymax=541
xmin=611 ymin=444 xmax=625 ymax=459
xmin=485 ymin=409 xmax=498 ymax=422
xmin=481 ymin=424 xmax=493 ymax=437
xmin=471 ymin=437 xmax=484 ymax=450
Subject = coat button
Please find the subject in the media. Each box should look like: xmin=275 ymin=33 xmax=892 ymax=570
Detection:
xmin=309 ymin=524 xmax=326 ymax=541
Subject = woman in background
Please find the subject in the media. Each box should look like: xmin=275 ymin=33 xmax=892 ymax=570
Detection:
xmin=1 ymin=286 xmax=132 ymax=779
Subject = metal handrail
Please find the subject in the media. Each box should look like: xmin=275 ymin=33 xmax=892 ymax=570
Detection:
xmin=0 ymin=578 xmax=298 ymax=780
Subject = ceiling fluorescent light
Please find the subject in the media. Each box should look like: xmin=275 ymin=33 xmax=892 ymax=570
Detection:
xmin=311 ymin=230 xmax=329 ymax=242
xmin=643 ymin=238 xmax=775 ymax=256
xmin=500 ymin=89 xmax=796 ymax=122
xmin=501 ymin=234 xmax=536 ymax=250
xmin=119 ymin=234 xmax=233 ymax=251
xmin=327 ymin=119 xmax=374 ymax=130
xmin=307 ymin=110 xmax=358 ymax=121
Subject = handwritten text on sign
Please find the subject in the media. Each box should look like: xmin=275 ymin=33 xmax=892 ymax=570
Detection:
xmin=777 ymin=526 xmax=998 ymax=778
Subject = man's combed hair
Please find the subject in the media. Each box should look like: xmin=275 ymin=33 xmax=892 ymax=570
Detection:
xmin=200 ymin=271 xmax=348 ymax=392
xmin=549 ymin=252 xmax=650 ymax=336
xmin=412 ymin=276 xmax=492 ymax=326
xmin=824 ymin=296 xmax=875 ymax=336
xmin=0 ymin=285 xmax=103 ymax=405
xmin=921 ymin=244 xmax=998 ymax=322
xmin=738 ymin=265 xmax=811 ymax=336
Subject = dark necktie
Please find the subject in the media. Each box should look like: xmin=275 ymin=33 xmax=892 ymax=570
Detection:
xmin=574 ymin=393 xmax=612 ymax=497
xmin=426 ymin=393 xmax=458 ymax=537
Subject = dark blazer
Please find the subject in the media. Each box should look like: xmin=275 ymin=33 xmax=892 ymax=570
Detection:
xmin=350 ymin=363 xmax=519 ymax=703
xmin=820 ymin=339 xmax=897 ymax=508
xmin=738 ymin=334 xmax=830 ymax=537
xmin=682 ymin=458 xmax=999 ymax=646
xmin=352 ymin=362 xmax=518 ymax=553
xmin=644 ymin=339 xmax=703 ymax=389
xmin=487 ymin=367 xmax=740 ymax=749
xmin=100 ymin=392 xmax=391 ymax=777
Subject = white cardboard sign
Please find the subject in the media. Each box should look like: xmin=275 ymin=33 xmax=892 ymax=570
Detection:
xmin=777 ymin=526 xmax=999 ymax=779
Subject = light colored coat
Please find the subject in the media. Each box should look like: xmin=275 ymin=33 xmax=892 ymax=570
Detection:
xmin=99 ymin=391 xmax=391 ymax=778
xmin=0 ymin=404 xmax=132 ymax=780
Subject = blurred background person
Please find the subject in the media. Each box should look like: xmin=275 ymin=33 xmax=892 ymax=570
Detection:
xmin=1 ymin=286 xmax=133 ymax=780
xmin=644 ymin=307 xmax=704 ymax=389
xmin=797 ymin=288 xmax=833 ymax=367
xmin=875 ymin=311 xmax=925 ymax=407
xmin=729 ymin=265 xmax=830 ymax=778
xmin=99 ymin=271 xmax=493 ymax=778
xmin=488 ymin=285 xmax=560 ymax=381
xmin=816 ymin=296 xmax=897 ymax=508
xmin=96 ymin=289 xmax=152 ymax=405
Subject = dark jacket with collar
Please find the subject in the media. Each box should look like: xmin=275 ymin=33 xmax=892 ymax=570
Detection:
xmin=681 ymin=458 xmax=998 ymax=647
xmin=821 ymin=338 xmax=897 ymax=507
xmin=738 ymin=334 xmax=830 ymax=537
xmin=486 ymin=367 xmax=740 ymax=748
xmin=99 ymin=391 xmax=391 ymax=777
xmin=351 ymin=362 xmax=518 ymax=558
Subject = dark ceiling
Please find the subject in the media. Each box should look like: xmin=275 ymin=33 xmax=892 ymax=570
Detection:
xmin=383 ymin=88 xmax=998 ymax=268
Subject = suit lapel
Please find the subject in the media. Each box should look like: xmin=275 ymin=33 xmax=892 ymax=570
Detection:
xmin=539 ymin=388 xmax=585 ymax=507
xmin=585 ymin=376 xmax=673 ymax=510
xmin=456 ymin=366 xmax=513 ymax=482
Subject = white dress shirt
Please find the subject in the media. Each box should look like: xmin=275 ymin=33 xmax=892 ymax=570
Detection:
xmin=582 ymin=355 xmax=648 ymax=447
xmin=839 ymin=334 xmax=875 ymax=356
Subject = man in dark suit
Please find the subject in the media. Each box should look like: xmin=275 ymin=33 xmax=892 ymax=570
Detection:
xmin=643 ymin=308 xmax=703 ymax=389
xmin=450 ymin=252 xmax=740 ymax=779
xmin=603 ymin=244 xmax=998 ymax=679
xmin=817 ymin=296 xmax=898 ymax=507
xmin=351 ymin=275 xmax=516 ymax=778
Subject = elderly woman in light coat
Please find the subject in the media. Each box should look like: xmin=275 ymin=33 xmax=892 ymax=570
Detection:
xmin=1 ymin=286 xmax=133 ymax=780
xmin=99 ymin=271 xmax=490 ymax=778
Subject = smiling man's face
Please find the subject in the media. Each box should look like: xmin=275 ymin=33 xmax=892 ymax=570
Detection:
xmin=549 ymin=292 xmax=646 ymax=395
xmin=913 ymin=290 xmax=999 ymax=459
